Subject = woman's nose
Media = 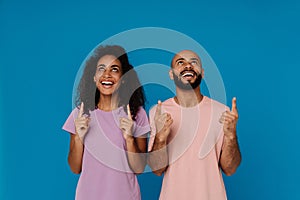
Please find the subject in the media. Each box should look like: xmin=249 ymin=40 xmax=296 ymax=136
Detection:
xmin=102 ymin=69 xmax=111 ymax=77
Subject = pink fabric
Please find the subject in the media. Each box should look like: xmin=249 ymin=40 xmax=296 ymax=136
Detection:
xmin=148 ymin=96 xmax=229 ymax=200
xmin=63 ymin=106 xmax=150 ymax=200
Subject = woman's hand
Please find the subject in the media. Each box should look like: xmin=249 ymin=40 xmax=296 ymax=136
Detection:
xmin=75 ymin=102 xmax=90 ymax=142
xmin=119 ymin=104 xmax=134 ymax=140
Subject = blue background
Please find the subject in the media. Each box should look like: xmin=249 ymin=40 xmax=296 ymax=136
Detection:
xmin=1 ymin=0 xmax=299 ymax=199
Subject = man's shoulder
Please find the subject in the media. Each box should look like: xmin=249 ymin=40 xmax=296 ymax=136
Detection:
xmin=204 ymin=96 xmax=229 ymax=111
xmin=162 ymin=97 xmax=174 ymax=105
xmin=149 ymin=97 xmax=175 ymax=115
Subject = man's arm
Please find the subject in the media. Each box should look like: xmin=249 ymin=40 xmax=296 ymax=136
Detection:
xmin=219 ymin=134 xmax=241 ymax=176
xmin=147 ymin=101 xmax=173 ymax=176
xmin=219 ymin=97 xmax=241 ymax=176
xmin=147 ymin=131 xmax=169 ymax=176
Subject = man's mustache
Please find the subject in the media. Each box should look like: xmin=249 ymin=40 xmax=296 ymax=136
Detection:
xmin=180 ymin=70 xmax=197 ymax=76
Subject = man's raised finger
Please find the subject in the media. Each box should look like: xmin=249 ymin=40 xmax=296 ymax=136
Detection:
xmin=155 ymin=100 xmax=162 ymax=116
xmin=231 ymin=97 xmax=238 ymax=114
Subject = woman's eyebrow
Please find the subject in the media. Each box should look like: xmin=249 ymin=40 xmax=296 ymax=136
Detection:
xmin=111 ymin=64 xmax=121 ymax=68
xmin=96 ymin=64 xmax=106 ymax=68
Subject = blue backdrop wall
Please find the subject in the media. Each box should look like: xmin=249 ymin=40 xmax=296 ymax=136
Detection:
xmin=1 ymin=0 xmax=299 ymax=199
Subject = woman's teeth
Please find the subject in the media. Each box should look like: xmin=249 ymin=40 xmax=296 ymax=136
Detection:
xmin=101 ymin=81 xmax=113 ymax=85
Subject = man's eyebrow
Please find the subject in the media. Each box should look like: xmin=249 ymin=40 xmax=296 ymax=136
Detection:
xmin=190 ymin=58 xmax=200 ymax=61
xmin=175 ymin=58 xmax=185 ymax=63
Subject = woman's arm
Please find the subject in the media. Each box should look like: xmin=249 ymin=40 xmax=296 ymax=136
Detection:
xmin=68 ymin=102 xmax=90 ymax=174
xmin=125 ymin=135 xmax=147 ymax=174
xmin=68 ymin=133 xmax=84 ymax=174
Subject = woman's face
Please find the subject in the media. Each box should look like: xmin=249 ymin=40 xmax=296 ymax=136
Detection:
xmin=94 ymin=55 xmax=123 ymax=96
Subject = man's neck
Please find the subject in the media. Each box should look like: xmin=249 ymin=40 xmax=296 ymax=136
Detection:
xmin=174 ymin=86 xmax=203 ymax=107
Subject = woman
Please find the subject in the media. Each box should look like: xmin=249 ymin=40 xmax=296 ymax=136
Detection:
xmin=62 ymin=45 xmax=150 ymax=200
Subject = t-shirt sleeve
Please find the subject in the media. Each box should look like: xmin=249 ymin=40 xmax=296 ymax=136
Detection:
xmin=217 ymin=105 xmax=230 ymax=158
xmin=147 ymin=105 xmax=157 ymax=152
xmin=133 ymin=107 xmax=150 ymax=138
xmin=62 ymin=108 xmax=79 ymax=134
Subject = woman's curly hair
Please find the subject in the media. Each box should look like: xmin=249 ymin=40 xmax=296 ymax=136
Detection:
xmin=75 ymin=45 xmax=145 ymax=120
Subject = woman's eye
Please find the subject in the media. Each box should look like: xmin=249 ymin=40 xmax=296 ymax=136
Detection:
xmin=112 ymin=67 xmax=119 ymax=72
xmin=97 ymin=67 xmax=105 ymax=72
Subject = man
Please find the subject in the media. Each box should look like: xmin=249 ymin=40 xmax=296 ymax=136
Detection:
xmin=147 ymin=50 xmax=241 ymax=200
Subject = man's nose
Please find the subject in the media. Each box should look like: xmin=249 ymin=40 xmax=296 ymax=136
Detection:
xmin=184 ymin=62 xmax=193 ymax=70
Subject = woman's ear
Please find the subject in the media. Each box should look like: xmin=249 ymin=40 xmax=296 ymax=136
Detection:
xmin=169 ymin=69 xmax=174 ymax=80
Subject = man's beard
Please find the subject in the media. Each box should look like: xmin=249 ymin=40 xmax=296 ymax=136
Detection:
xmin=172 ymin=71 xmax=202 ymax=90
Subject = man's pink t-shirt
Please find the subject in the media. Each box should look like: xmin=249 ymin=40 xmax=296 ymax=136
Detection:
xmin=63 ymin=106 xmax=150 ymax=200
xmin=148 ymin=96 xmax=229 ymax=200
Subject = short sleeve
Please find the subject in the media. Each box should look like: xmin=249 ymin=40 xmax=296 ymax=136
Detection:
xmin=198 ymin=100 xmax=230 ymax=159
xmin=147 ymin=105 xmax=157 ymax=152
xmin=62 ymin=108 xmax=79 ymax=134
xmin=217 ymin=105 xmax=230 ymax=158
xmin=133 ymin=107 xmax=150 ymax=138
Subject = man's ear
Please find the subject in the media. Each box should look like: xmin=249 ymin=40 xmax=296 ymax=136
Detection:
xmin=93 ymin=76 xmax=96 ymax=82
xmin=201 ymin=68 xmax=204 ymax=78
xmin=169 ymin=69 xmax=174 ymax=80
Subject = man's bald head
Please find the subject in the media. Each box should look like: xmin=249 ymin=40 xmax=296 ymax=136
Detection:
xmin=171 ymin=50 xmax=202 ymax=68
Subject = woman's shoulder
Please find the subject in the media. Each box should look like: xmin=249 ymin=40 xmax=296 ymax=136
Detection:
xmin=134 ymin=106 xmax=148 ymax=122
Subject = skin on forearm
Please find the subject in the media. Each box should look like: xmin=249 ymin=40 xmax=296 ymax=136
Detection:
xmin=125 ymin=136 xmax=147 ymax=174
xmin=68 ymin=133 xmax=84 ymax=174
xmin=147 ymin=101 xmax=172 ymax=176
xmin=219 ymin=134 xmax=241 ymax=176
xmin=147 ymin=135 xmax=169 ymax=176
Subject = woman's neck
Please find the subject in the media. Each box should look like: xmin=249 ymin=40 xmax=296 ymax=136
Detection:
xmin=97 ymin=95 xmax=119 ymax=111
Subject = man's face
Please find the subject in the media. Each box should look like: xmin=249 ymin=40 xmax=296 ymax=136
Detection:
xmin=170 ymin=50 xmax=203 ymax=90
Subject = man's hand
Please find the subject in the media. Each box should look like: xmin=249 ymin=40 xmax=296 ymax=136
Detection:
xmin=219 ymin=97 xmax=241 ymax=175
xmin=220 ymin=97 xmax=239 ymax=139
xmin=75 ymin=102 xmax=90 ymax=142
xmin=119 ymin=104 xmax=134 ymax=140
xmin=154 ymin=100 xmax=173 ymax=141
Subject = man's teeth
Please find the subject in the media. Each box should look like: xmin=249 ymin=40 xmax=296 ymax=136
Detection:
xmin=182 ymin=72 xmax=194 ymax=77
xmin=101 ymin=81 xmax=113 ymax=85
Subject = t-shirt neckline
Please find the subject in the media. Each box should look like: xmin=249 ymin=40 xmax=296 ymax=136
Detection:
xmin=95 ymin=106 xmax=124 ymax=114
xmin=170 ymin=95 xmax=207 ymax=109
